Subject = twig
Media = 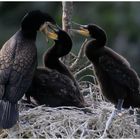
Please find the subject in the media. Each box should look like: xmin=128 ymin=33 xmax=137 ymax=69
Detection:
xmin=78 ymin=74 xmax=96 ymax=82
xmin=74 ymin=64 xmax=93 ymax=78
xmin=100 ymin=109 xmax=117 ymax=138
xmin=70 ymin=39 xmax=88 ymax=71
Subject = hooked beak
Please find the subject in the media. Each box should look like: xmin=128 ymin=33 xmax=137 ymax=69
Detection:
xmin=40 ymin=22 xmax=60 ymax=40
xmin=70 ymin=21 xmax=90 ymax=37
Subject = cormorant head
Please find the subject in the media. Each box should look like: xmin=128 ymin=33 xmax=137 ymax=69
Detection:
xmin=71 ymin=22 xmax=107 ymax=46
xmin=21 ymin=10 xmax=56 ymax=32
xmin=84 ymin=24 xmax=106 ymax=39
xmin=43 ymin=22 xmax=72 ymax=57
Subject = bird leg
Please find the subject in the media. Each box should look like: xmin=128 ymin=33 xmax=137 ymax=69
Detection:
xmin=116 ymin=99 xmax=124 ymax=116
xmin=116 ymin=99 xmax=124 ymax=111
xmin=100 ymin=99 xmax=124 ymax=138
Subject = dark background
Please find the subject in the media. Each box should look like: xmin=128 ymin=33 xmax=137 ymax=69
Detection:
xmin=0 ymin=2 xmax=140 ymax=74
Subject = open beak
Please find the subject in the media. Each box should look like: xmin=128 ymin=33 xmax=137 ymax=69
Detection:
xmin=70 ymin=21 xmax=90 ymax=37
xmin=40 ymin=22 xmax=59 ymax=40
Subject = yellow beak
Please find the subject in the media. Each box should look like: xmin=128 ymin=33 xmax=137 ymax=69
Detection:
xmin=39 ymin=22 xmax=58 ymax=40
xmin=71 ymin=28 xmax=90 ymax=37
xmin=47 ymin=31 xmax=58 ymax=40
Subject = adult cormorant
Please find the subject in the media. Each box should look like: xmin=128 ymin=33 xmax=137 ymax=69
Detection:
xmin=0 ymin=10 xmax=56 ymax=129
xmin=25 ymin=23 xmax=86 ymax=107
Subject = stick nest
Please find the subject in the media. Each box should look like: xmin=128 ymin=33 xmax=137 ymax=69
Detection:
xmin=1 ymin=84 xmax=140 ymax=138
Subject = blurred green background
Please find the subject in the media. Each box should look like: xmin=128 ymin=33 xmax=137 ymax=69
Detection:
xmin=0 ymin=2 xmax=140 ymax=74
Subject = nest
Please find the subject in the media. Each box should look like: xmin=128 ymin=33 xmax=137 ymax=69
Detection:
xmin=1 ymin=84 xmax=140 ymax=139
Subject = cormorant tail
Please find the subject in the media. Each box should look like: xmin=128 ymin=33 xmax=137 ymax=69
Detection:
xmin=0 ymin=100 xmax=18 ymax=129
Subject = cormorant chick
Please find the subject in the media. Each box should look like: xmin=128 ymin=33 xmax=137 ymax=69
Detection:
xmin=26 ymin=23 xmax=86 ymax=107
xmin=0 ymin=10 xmax=56 ymax=129
xmin=71 ymin=23 xmax=140 ymax=137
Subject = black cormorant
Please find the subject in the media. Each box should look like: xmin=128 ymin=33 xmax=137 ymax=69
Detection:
xmin=71 ymin=23 xmax=140 ymax=137
xmin=71 ymin=23 xmax=140 ymax=109
xmin=25 ymin=23 xmax=86 ymax=107
xmin=0 ymin=10 xmax=56 ymax=129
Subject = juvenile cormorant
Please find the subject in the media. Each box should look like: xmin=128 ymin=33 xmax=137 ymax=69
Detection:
xmin=25 ymin=23 xmax=86 ymax=107
xmin=71 ymin=23 xmax=140 ymax=109
xmin=71 ymin=23 xmax=140 ymax=137
xmin=0 ymin=10 xmax=56 ymax=129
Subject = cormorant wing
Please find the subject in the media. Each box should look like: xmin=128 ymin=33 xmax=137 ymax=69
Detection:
xmin=0 ymin=37 xmax=17 ymax=99
xmin=33 ymin=68 xmax=83 ymax=106
xmin=37 ymin=69 xmax=77 ymax=96
xmin=99 ymin=54 xmax=140 ymax=93
xmin=0 ymin=34 xmax=36 ymax=103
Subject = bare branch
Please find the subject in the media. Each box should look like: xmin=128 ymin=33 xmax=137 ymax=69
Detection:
xmin=74 ymin=64 xmax=93 ymax=78
xmin=70 ymin=39 xmax=88 ymax=72
xmin=61 ymin=2 xmax=73 ymax=65
xmin=62 ymin=2 xmax=73 ymax=32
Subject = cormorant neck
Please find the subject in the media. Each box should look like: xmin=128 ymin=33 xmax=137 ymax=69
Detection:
xmin=43 ymin=46 xmax=66 ymax=75
xmin=43 ymin=45 xmax=58 ymax=68
xmin=44 ymin=45 xmax=76 ymax=84
xmin=44 ymin=38 xmax=72 ymax=65
xmin=94 ymin=31 xmax=107 ymax=47
xmin=43 ymin=38 xmax=78 ymax=87
xmin=85 ymin=39 xmax=104 ymax=63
